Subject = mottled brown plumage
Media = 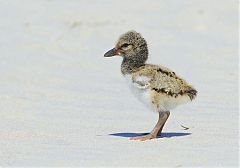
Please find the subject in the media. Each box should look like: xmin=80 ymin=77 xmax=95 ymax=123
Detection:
xmin=131 ymin=64 xmax=197 ymax=101
xmin=104 ymin=30 xmax=197 ymax=141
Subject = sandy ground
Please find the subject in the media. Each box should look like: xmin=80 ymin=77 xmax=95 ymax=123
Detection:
xmin=0 ymin=0 xmax=238 ymax=167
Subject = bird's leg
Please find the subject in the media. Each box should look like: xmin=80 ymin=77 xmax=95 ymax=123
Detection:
xmin=130 ymin=111 xmax=170 ymax=141
xmin=157 ymin=111 xmax=170 ymax=136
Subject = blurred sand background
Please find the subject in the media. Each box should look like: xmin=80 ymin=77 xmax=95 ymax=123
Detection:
xmin=0 ymin=0 xmax=238 ymax=167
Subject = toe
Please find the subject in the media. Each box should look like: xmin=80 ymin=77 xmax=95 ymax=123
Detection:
xmin=129 ymin=134 xmax=156 ymax=141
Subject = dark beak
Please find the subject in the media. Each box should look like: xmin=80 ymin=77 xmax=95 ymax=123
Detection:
xmin=104 ymin=48 xmax=117 ymax=57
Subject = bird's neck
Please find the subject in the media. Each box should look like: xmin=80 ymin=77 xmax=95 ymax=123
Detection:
xmin=121 ymin=49 xmax=148 ymax=75
xmin=121 ymin=58 xmax=144 ymax=74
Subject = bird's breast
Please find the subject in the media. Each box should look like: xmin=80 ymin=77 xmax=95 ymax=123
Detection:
xmin=124 ymin=75 xmax=152 ymax=109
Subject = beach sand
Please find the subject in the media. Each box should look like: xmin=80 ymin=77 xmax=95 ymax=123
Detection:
xmin=0 ymin=0 xmax=238 ymax=166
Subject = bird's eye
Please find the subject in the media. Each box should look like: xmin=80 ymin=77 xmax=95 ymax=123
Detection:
xmin=121 ymin=43 xmax=129 ymax=48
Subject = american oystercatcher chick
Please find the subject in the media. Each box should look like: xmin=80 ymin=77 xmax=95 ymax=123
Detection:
xmin=104 ymin=31 xmax=197 ymax=141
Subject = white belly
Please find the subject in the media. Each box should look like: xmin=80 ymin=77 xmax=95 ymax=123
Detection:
xmin=124 ymin=75 xmax=152 ymax=109
xmin=158 ymin=94 xmax=190 ymax=111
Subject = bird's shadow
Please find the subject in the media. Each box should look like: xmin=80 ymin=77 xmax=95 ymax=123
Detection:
xmin=109 ymin=132 xmax=191 ymax=138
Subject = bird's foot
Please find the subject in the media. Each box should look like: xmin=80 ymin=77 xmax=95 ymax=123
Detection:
xmin=130 ymin=133 xmax=156 ymax=141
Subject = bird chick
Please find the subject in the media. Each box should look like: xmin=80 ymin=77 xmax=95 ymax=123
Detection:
xmin=104 ymin=30 xmax=197 ymax=141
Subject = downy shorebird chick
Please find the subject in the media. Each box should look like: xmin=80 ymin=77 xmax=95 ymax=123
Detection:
xmin=104 ymin=31 xmax=197 ymax=141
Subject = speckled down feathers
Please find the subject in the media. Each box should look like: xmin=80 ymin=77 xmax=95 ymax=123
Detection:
xmin=131 ymin=64 xmax=197 ymax=101
xmin=107 ymin=30 xmax=197 ymax=112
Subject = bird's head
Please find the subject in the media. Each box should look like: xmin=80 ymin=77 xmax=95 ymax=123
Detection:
xmin=104 ymin=30 xmax=148 ymax=63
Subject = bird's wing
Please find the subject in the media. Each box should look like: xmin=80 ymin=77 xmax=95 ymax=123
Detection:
xmin=132 ymin=75 xmax=151 ymax=89
xmin=132 ymin=64 xmax=192 ymax=94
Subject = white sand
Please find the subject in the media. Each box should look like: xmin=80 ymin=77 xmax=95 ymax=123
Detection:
xmin=0 ymin=0 xmax=238 ymax=167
